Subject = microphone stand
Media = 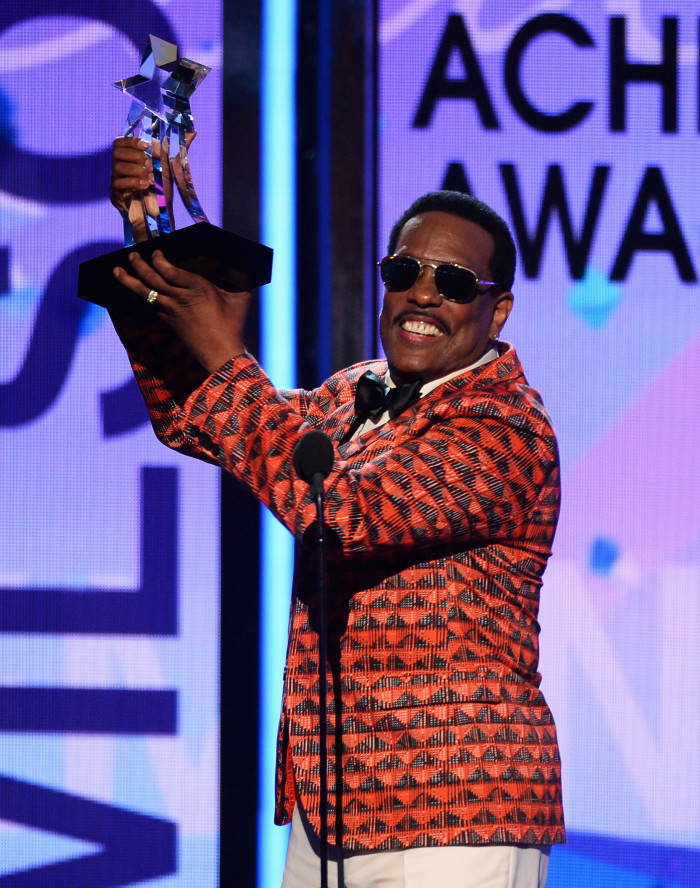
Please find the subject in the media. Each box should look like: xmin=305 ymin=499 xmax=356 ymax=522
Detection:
xmin=292 ymin=430 xmax=335 ymax=888
xmin=309 ymin=470 xmax=330 ymax=888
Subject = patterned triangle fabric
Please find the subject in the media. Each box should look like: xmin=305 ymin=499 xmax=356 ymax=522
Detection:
xmin=112 ymin=312 xmax=565 ymax=850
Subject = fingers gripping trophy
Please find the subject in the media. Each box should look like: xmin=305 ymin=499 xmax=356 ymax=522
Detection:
xmin=78 ymin=35 xmax=272 ymax=312
xmin=117 ymin=35 xmax=208 ymax=246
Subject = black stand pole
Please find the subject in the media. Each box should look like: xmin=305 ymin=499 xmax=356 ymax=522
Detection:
xmin=312 ymin=478 xmax=329 ymax=888
xmin=292 ymin=430 xmax=335 ymax=888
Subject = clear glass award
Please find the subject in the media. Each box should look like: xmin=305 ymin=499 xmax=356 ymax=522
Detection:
xmin=78 ymin=35 xmax=272 ymax=310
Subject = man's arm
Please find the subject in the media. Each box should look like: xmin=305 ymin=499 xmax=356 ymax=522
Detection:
xmin=171 ymin=352 xmax=559 ymax=559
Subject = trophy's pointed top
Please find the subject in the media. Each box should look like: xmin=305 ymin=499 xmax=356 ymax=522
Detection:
xmin=147 ymin=35 xmax=179 ymax=72
xmin=163 ymin=59 xmax=211 ymax=102
xmin=115 ymin=35 xmax=208 ymax=122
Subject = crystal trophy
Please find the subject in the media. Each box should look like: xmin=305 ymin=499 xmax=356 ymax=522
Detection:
xmin=78 ymin=35 xmax=272 ymax=310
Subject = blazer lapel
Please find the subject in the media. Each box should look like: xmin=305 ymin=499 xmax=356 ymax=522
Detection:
xmin=322 ymin=400 xmax=358 ymax=445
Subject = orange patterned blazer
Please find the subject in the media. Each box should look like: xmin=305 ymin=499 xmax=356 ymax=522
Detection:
xmin=114 ymin=315 xmax=565 ymax=851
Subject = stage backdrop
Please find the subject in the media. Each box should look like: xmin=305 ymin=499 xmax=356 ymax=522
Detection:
xmin=0 ymin=4 xmax=221 ymax=885
xmin=379 ymin=2 xmax=700 ymax=885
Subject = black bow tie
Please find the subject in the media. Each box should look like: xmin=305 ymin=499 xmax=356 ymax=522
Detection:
xmin=354 ymin=371 xmax=422 ymax=422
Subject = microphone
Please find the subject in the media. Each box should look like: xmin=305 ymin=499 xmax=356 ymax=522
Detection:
xmin=293 ymin=429 xmax=334 ymax=496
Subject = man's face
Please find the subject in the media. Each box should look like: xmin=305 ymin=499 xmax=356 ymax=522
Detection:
xmin=379 ymin=211 xmax=513 ymax=385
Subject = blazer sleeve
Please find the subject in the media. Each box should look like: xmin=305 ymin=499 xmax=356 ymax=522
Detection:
xmin=109 ymin=311 xmax=320 ymax=463
xmin=108 ymin=308 xmax=211 ymax=452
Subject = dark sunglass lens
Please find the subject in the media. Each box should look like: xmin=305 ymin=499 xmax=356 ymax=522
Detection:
xmin=434 ymin=265 xmax=478 ymax=302
xmin=381 ymin=256 xmax=419 ymax=291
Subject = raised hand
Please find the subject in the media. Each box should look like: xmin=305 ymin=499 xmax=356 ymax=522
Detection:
xmin=110 ymin=136 xmax=160 ymax=243
xmin=113 ymin=250 xmax=252 ymax=374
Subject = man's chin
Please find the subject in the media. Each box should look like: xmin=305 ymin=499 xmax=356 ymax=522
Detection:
xmin=386 ymin=360 xmax=429 ymax=386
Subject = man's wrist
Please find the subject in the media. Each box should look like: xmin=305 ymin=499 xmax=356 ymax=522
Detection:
xmin=198 ymin=345 xmax=247 ymax=375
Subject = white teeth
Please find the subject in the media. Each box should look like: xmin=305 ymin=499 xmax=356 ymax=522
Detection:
xmin=401 ymin=319 xmax=443 ymax=337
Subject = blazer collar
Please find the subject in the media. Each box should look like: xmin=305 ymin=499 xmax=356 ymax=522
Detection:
xmin=333 ymin=342 xmax=523 ymax=452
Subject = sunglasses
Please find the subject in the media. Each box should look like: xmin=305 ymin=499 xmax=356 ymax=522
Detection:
xmin=378 ymin=255 xmax=496 ymax=304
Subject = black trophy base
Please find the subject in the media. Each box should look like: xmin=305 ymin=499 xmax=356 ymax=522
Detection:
xmin=77 ymin=222 xmax=273 ymax=311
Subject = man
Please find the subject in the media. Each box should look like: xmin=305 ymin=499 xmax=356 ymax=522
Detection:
xmin=109 ymin=139 xmax=565 ymax=887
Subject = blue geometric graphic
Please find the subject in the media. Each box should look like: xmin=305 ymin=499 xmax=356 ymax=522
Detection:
xmin=0 ymin=467 xmax=178 ymax=635
xmin=589 ymin=536 xmax=620 ymax=575
xmin=566 ymin=267 xmax=624 ymax=328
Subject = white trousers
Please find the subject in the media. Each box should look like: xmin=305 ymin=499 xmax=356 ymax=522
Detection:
xmin=281 ymin=805 xmax=551 ymax=888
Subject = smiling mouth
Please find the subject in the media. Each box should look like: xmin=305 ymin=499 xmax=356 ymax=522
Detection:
xmin=399 ymin=318 xmax=444 ymax=337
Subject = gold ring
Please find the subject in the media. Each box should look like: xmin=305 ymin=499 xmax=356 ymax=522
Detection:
xmin=146 ymin=289 xmax=158 ymax=304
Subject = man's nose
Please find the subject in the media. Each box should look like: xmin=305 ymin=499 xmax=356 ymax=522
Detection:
xmin=408 ymin=265 xmax=442 ymax=305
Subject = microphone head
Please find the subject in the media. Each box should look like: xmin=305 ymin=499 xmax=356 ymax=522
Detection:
xmin=293 ymin=429 xmax=334 ymax=484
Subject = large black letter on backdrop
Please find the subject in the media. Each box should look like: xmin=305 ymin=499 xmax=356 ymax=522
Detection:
xmin=0 ymin=242 xmax=119 ymax=427
xmin=0 ymin=688 xmax=176 ymax=733
xmin=0 ymin=467 xmax=178 ymax=634
xmin=0 ymin=239 xmax=148 ymax=435
xmin=0 ymin=247 xmax=8 ymax=292
xmin=413 ymin=14 xmax=498 ymax=129
xmin=0 ymin=777 xmax=176 ymax=886
xmin=609 ymin=16 xmax=678 ymax=132
xmin=441 ymin=162 xmax=472 ymax=194
xmin=611 ymin=166 xmax=695 ymax=281
xmin=505 ymin=14 xmax=595 ymax=132
xmin=501 ymin=164 xmax=610 ymax=279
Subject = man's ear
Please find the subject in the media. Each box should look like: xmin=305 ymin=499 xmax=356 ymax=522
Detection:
xmin=490 ymin=291 xmax=514 ymax=339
